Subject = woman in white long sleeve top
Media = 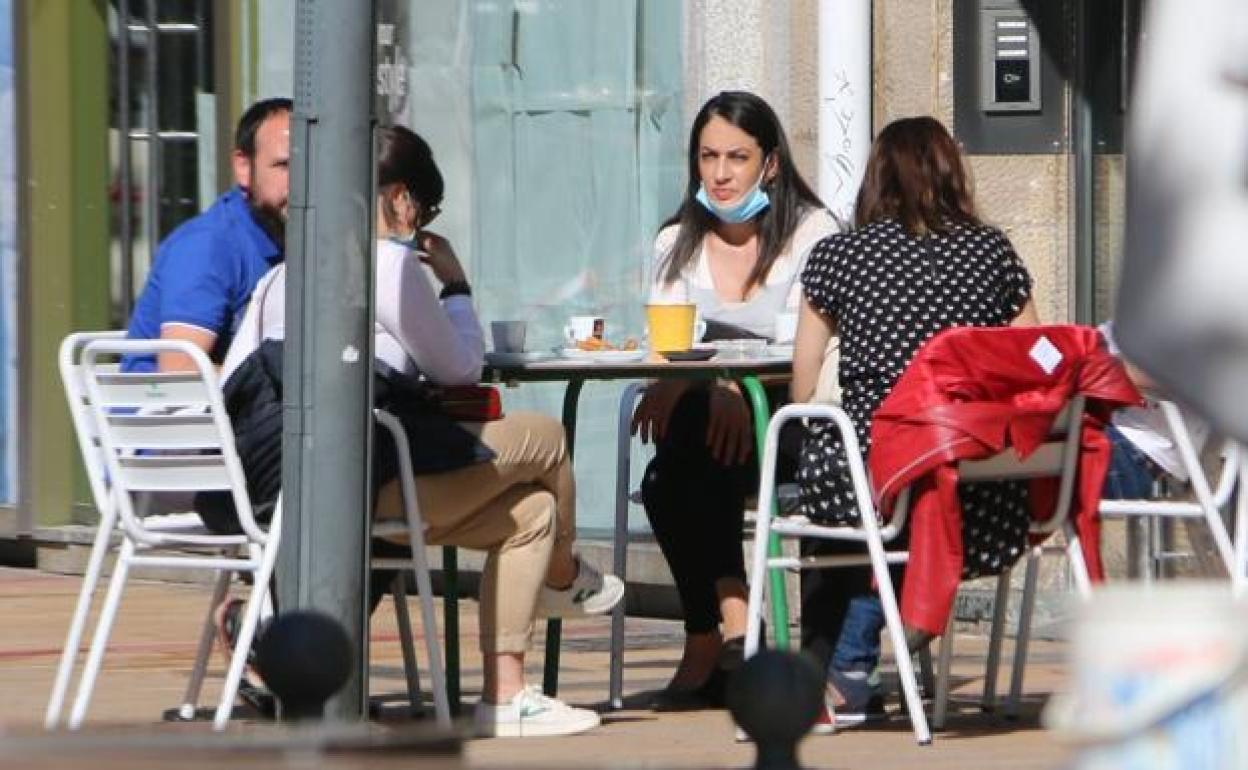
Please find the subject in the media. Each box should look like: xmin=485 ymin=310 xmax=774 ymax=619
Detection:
xmin=222 ymin=126 xmax=621 ymax=738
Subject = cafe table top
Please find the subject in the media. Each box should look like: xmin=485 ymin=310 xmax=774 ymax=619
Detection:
xmin=481 ymin=351 xmax=793 ymax=384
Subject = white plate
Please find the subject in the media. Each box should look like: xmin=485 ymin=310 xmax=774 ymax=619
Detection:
xmin=485 ymin=350 xmax=556 ymax=366
xmin=557 ymin=348 xmax=647 ymax=363
xmin=765 ymin=344 xmax=794 ymax=358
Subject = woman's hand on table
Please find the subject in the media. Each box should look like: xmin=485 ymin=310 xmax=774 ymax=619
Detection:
xmin=631 ymin=379 xmax=691 ymax=444
xmin=414 ymin=230 xmax=468 ymax=286
xmin=706 ymin=380 xmax=753 ymax=465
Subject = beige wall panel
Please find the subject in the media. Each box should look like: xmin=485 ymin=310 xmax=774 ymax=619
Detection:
xmin=971 ymin=155 xmax=1066 ymax=229
xmin=935 ymin=0 xmax=955 ymax=125
xmin=1094 ymin=155 xmax=1127 ymax=321
xmin=686 ymin=0 xmax=769 ymax=115
xmin=873 ymin=0 xmax=939 ymax=128
xmin=968 ymin=155 xmax=1070 ymax=322
xmin=1003 ymin=226 xmax=1063 ymax=323
xmin=788 ymin=0 xmax=821 ymax=182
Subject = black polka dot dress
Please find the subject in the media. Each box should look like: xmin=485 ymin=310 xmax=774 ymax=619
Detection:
xmin=798 ymin=218 xmax=1034 ymax=579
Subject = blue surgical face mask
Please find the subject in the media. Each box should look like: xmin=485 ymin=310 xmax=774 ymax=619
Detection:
xmin=695 ymin=167 xmax=771 ymax=224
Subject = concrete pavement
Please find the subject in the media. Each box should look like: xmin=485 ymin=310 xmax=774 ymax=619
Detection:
xmin=0 ymin=567 xmax=1073 ymax=769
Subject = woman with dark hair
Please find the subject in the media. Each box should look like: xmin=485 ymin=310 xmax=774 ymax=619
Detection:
xmin=631 ymin=91 xmax=839 ymax=710
xmin=792 ymin=116 xmax=1037 ymax=727
xmin=221 ymin=125 xmax=623 ymax=738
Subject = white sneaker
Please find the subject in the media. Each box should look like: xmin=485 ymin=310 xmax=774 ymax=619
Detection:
xmin=535 ymin=557 xmax=625 ymax=618
xmin=474 ymin=686 xmax=601 ymax=737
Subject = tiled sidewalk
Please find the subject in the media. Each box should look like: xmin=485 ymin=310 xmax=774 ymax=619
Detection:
xmin=0 ymin=567 xmax=1071 ymax=769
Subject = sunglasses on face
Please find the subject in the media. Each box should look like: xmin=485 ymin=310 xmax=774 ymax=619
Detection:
xmin=405 ymin=186 xmax=441 ymax=228
xmin=419 ymin=203 xmax=441 ymax=228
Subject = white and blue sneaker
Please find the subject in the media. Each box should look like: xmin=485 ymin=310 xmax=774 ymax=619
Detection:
xmin=535 ymin=557 xmax=625 ymax=619
xmin=474 ymin=686 xmax=601 ymax=738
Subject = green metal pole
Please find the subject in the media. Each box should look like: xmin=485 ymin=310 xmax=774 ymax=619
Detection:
xmin=740 ymin=376 xmax=790 ymax=650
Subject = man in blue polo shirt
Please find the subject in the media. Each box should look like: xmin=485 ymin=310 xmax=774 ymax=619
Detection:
xmin=125 ymin=97 xmax=292 ymax=372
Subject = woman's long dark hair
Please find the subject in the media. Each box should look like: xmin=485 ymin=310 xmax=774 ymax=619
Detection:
xmin=854 ymin=116 xmax=980 ymax=237
xmin=658 ymin=91 xmax=826 ymax=291
xmin=376 ymin=125 xmax=444 ymax=229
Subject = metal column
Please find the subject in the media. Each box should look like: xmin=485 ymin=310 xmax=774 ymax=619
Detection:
xmin=280 ymin=1 xmax=377 ymax=721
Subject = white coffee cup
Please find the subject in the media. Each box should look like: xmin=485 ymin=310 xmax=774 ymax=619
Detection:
xmin=491 ymin=320 xmax=527 ymax=353
xmin=774 ymin=311 xmax=798 ymax=344
xmin=564 ymin=315 xmax=605 ymax=345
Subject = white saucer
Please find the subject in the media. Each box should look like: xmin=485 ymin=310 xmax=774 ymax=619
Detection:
xmin=485 ymin=350 xmax=556 ymax=366
xmin=557 ymin=348 xmax=647 ymax=363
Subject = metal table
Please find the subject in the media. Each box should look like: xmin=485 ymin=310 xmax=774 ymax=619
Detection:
xmin=477 ymin=353 xmax=795 ymax=699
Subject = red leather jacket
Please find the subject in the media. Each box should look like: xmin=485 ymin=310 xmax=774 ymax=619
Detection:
xmin=867 ymin=325 xmax=1141 ymax=635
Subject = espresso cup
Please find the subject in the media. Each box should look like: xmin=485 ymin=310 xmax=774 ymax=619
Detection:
xmin=491 ymin=320 xmax=527 ymax=353
xmin=564 ymin=315 xmax=605 ymax=346
xmin=646 ymin=303 xmax=705 ymax=353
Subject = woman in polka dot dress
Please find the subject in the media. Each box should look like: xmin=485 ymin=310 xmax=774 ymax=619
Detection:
xmin=789 ymin=116 xmax=1039 ymax=707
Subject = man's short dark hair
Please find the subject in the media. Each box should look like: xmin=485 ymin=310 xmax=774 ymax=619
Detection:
xmin=234 ymin=97 xmax=294 ymax=159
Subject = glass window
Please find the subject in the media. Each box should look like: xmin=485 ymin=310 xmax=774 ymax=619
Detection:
xmin=0 ymin=0 xmax=15 ymax=503
xmin=403 ymin=0 xmax=684 ymax=533
xmin=260 ymin=0 xmax=685 ymax=532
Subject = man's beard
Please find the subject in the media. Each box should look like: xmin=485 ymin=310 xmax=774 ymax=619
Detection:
xmin=248 ymin=199 xmax=286 ymax=250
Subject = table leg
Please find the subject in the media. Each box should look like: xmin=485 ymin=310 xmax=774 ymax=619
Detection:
xmin=741 ymin=376 xmax=791 ymax=650
xmin=442 ymin=545 xmax=461 ymax=714
xmin=543 ymin=378 xmax=584 ymax=697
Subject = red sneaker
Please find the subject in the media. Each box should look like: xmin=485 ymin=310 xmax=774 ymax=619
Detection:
xmin=811 ymin=700 xmax=836 ymax=736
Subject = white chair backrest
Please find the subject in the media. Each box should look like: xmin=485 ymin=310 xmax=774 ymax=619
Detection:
xmin=887 ymin=396 xmax=1087 ymax=537
xmin=59 ymin=331 xmax=128 ymax=523
xmin=78 ymin=338 xmax=268 ymax=546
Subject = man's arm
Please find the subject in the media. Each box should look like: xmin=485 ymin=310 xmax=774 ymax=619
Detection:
xmin=158 ymin=323 xmax=217 ymax=372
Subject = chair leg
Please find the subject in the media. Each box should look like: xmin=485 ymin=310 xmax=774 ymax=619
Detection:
xmin=609 ymin=383 xmax=640 ymax=711
xmin=179 ymin=570 xmax=231 ymax=720
xmin=393 ymin=473 xmax=450 ymax=728
xmin=932 ymin=614 xmax=955 ymax=730
xmin=865 ymin=537 xmax=931 ymax=745
xmin=1236 ymin=455 xmax=1248 ymax=597
xmin=1064 ymin=523 xmax=1093 ymax=599
xmin=213 ymin=538 xmax=281 ymax=731
xmin=406 ymin=542 xmax=450 ymax=728
xmin=68 ymin=538 xmax=135 ymax=730
xmin=982 ymin=568 xmax=1012 ymax=712
xmin=1006 ymin=548 xmax=1041 ymax=720
xmin=917 ymin=646 xmax=935 ymax=699
xmin=45 ymin=510 xmax=116 ymax=729
xmin=391 ymin=574 xmax=425 ymax=719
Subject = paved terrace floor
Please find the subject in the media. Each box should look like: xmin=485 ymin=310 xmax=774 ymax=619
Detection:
xmin=0 ymin=567 xmax=1073 ymax=769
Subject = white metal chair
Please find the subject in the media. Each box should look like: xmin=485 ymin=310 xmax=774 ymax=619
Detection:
xmin=744 ymin=397 xmax=1090 ymax=745
xmin=607 ymin=382 xmax=646 ymax=710
xmin=46 ymin=336 xmax=280 ymax=731
xmin=984 ymin=403 xmax=1247 ymax=719
xmin=1097 ymin=402 xmax=1240 ymax=575
xmin=369 ymin=408 xmax=452 ymax=729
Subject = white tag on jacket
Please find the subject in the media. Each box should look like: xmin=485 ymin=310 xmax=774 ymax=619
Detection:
xmin=1029 ymin=336 xmax=1062 ymax=376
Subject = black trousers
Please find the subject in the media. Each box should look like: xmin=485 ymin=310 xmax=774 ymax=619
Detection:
xmin=641 ymin=385 xmax=794 ymax=634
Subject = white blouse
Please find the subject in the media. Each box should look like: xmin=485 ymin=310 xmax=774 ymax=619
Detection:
xmin=222 ymin=239 xmax=485 ymax=386
xmin=648 ymin=208 xmax=840 ymax=340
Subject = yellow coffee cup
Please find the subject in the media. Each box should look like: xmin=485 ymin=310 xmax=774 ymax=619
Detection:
xmin=646 ymin=303 xmax=700 ymax=353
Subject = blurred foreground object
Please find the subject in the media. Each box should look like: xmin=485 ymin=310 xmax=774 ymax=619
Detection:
xmin=727 ymin=651 xmax=823 ymax=770
xmin=1116 ymin=0 xmax=1248 ymax=441
xmin=255 ymin=611 xmax=353 ymax=722
xmin=1044 ymin=584 xmax=1248 ymax=769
